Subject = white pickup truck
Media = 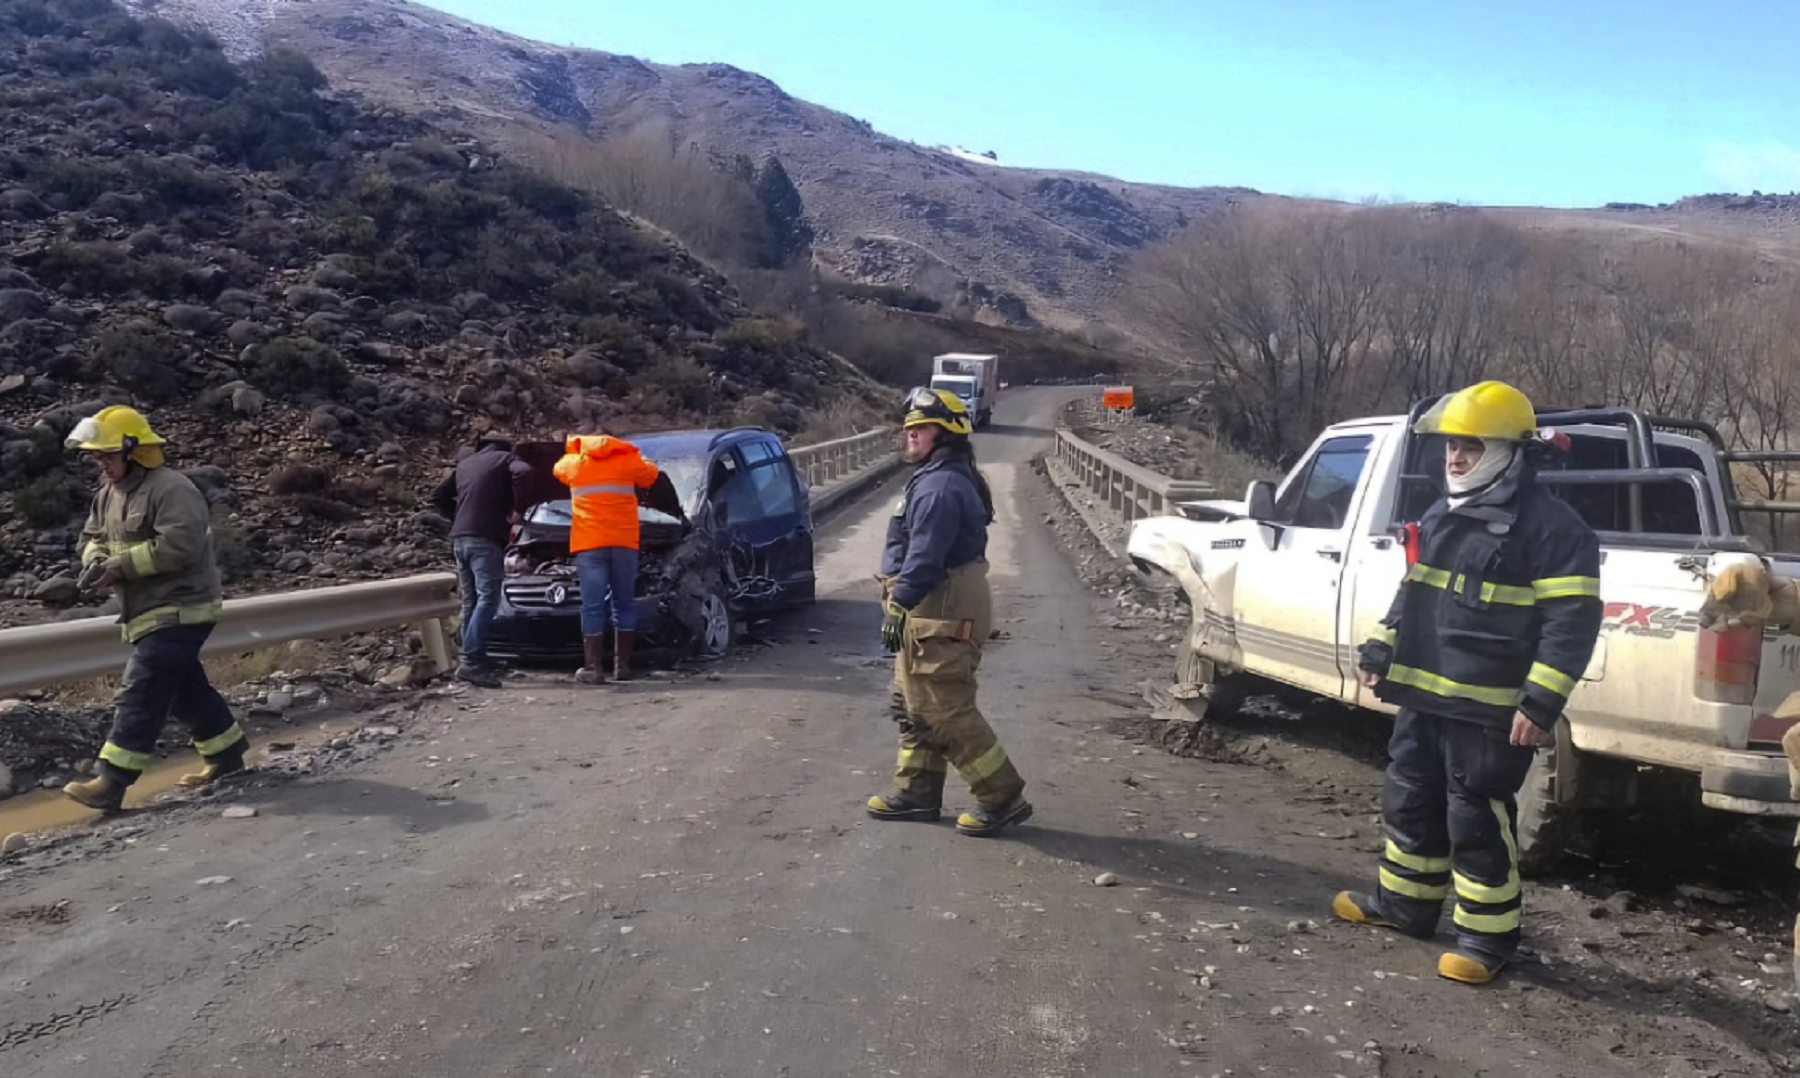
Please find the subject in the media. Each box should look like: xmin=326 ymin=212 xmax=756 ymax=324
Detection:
xmin=1127 ymin=403 xmax=1800 ymax=871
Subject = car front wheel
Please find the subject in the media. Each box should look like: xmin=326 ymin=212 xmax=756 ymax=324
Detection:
xmin=694 ymin=587 xmax=735 ymax=659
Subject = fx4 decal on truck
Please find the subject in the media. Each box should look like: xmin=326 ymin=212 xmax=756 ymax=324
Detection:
xmin=1600 ymin=602 xmax=1700 ymax=639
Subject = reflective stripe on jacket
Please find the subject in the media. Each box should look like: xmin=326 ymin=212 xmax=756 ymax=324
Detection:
xmin=1357 ymin=456 xmax=1603 ymax=731
xmin=552 ymin=435 xmax=660 ymax=553
xmin=80 ymin=466 xmax=224 ymax=644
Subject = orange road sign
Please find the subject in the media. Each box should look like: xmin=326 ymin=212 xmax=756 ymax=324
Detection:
xmin=1103 ymin=386 xmax=1135 ymax=410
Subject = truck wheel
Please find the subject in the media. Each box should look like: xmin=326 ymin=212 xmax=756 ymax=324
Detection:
xmin=1515 ymin=719 xmax=1582 ymax=877
xmin=1204 ymin=674 xmax=1250 ymax=719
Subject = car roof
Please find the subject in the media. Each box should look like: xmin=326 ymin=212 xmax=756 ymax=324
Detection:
xmin=518 ymin=428 xmax=777 ymax=461
xmin=633 ymin=428 xmax=775 ymax=456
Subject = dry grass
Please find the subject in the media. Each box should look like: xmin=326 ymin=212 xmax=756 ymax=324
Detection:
xmin=790 ymin=397 xmax=884 ymax=445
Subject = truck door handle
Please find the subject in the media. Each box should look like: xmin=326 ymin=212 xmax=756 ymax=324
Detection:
xmin=1317 ymin=548 xmax=1343 ymax=563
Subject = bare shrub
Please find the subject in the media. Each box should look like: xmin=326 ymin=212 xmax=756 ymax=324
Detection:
xmin=519 ymin=125 xmax=769 ymax=269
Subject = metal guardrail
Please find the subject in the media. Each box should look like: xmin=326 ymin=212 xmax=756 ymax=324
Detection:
xmin=0 ymin=574 xmax=460 ymax=698
xmin=0 ymin=433 xmax=907 ymax=695
xmin=789 ymin=428 xmax=898 ymax=488
xmin=1053 ymin=428 xmax=1216 ymax=523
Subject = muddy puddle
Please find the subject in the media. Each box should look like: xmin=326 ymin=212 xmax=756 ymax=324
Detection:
xmin=0 ymin=699 xmax=395 ymax=842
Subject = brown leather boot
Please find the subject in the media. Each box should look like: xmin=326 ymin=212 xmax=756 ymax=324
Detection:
xmin=178 ymin=745 xmax=248 ymax=788
xmin=63 ymin=774 xmax=127 ymax=813
xmin=613 ymin=630 xmax=636 ymax=682
xmin=576 ymin=634 xmax=609 ymax=685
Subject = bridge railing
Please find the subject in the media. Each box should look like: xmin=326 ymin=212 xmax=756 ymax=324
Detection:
xmin=788 ymin=428 xmax=898 ymax=488
xmin=1052 ymin=428 xmax=1215 ymax=523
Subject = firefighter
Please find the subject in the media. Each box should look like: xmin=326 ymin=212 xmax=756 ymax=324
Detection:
xmin=553 ymin=432 xmax=662 ymax=683
xmin=61 ymin=406 xmax=249 ymax=813
xmin=1336 ymin=381 xmax=1603 ymax=985
xmin=866 ymin=387 xmax=1033 ymax=837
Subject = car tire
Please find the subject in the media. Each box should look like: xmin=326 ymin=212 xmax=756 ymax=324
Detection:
xmin=691 ymin=580 xmax=735 ymax=659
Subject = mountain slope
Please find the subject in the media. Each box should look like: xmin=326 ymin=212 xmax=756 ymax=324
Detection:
xmin=120 ymin=0 xmax=1265 ymax=331
xmin=0 ymin=0 xmax=884 ymax=620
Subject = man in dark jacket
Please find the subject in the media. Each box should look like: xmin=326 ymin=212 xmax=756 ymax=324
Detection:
xmin=1334 ymin=381 xmax=1603 ymax=986
xmin=433 ymin=432 xmax=532 ymax=687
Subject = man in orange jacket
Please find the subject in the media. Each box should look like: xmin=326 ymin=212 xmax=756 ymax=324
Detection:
xmin=553 ymin=434 xmax=662 ymax=683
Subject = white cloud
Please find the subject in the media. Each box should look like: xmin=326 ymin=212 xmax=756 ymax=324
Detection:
xmin=1703 ymin=139 xmax=1800 ymax=194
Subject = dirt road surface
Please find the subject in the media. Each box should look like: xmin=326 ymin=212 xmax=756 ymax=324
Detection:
xmin=3 ymin=388 xmax=1797 ymax=1077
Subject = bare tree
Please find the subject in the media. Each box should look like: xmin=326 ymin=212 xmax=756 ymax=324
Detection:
xmin=1131 ymin=207 xmax=1386 ymax=459
xmin=1374 ymin=209 xmax=1526 ymax=407
xmin=1491 ymin=234 xmax=1595 ymax=407
xmin=1715 ymin=283 xmax=1800 ymax=548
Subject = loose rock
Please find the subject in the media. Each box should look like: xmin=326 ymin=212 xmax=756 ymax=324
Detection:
xmin=1093 ymin=872 xmax=1118 ymax=887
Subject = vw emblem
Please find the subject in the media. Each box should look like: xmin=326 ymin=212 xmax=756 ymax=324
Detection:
xmin=546 ymin=583 xmax=568 ymax=606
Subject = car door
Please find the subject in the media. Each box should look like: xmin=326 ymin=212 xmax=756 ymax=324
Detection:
xmin=709 ymin=440 xmax=806 ymax=610
xmin=756 ymin=443 xmax=815 ymax=603
xmin=1233 ymin=434 xmax=1376 ymax=699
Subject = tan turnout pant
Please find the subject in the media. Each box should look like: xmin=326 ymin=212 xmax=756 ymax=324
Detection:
xmin=884 ymin=561 xmax=1024 ymax=810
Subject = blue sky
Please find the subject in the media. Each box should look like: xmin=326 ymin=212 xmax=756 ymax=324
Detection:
xmin=415 ymin=0 xmax=1800 ymax=208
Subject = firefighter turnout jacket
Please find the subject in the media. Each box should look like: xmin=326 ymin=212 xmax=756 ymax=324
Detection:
xmin=553 ymin=435 xmax=661 ymax=553
xmin=881 ymin=450 xmax=990 ymax=610
xmin=1358 ymin=456 xmax=1603 ymax=731
xmin=80 ymin=465 xmax=223 ymax=644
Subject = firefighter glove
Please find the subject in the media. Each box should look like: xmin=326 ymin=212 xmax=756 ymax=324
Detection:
xmin=880 ymin=600 xmax=908 ymax=653
xmin=76 ymin=559 xmax=117 ymax=596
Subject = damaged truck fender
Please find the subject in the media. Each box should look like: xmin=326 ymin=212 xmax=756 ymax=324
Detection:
xmin=1126 ymin=516 xmax=1245 ymax=688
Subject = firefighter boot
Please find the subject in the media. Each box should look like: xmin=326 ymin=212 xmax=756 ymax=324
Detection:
xmin=179 ymin=743 xmax=248 ymax=788
xmin=954 ymin=797 xmax=1034 ymax=837
xmin=575 ymin=635 xmax=609 ymax=685
xmin=613 ymin=630 xmax=637 ymax=682
xmin=866 ymin=789 xmax=943 ymax=822
xmin=1332 ymin=891 xmax=1433 ymax=939
xmin=63 ymin=774 xmax=126 ymax=813
xmin=1438 ymin=949 xmax=1505 ymax=986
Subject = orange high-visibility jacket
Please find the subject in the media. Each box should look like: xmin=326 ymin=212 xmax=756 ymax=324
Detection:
xmin=552 ymin=435 xmax=661 ymax=553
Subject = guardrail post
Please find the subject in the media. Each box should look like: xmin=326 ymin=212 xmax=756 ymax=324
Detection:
xmin=419 ymin=616 xmax=452 ymax=675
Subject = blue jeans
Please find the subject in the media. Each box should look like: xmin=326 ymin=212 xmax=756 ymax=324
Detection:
xmin=576 ymin=547 xmax=640 ymax=635
xmin=454 ymin=536 xmax=505 ymax=666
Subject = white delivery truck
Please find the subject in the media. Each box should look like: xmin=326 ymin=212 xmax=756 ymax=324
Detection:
xmin=1127 ymin=400 xmax=1800 ymax=872
xmin=931 ymin=353 xmax=1000 ymax=428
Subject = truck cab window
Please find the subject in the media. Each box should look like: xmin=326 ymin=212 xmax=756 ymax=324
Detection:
xmin=1541 ymin=435 xmax=1707 ymax=535
xmin=1273 ymin=436 xmax=1373 ymax=530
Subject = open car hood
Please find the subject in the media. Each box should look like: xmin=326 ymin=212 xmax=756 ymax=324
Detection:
xmin=515 ymin=439 xmax=684 ymax=519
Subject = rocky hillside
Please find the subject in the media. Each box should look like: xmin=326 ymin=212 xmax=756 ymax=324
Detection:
xmin=0 ymin=0 xmax=886 ymax=625
xmin=114 ymin=0 xmax=1263 ymax=334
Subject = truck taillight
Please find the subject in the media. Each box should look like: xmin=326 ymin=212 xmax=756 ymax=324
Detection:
xmin=1695 ymin=624 xmax=1761 ymax=706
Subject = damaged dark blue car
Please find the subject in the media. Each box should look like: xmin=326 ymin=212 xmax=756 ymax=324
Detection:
xmin=487 ymin=428 xmax=817 ymax=665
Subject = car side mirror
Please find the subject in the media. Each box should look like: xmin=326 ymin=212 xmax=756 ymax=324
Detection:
xmin=1244 ymin=480 xmax=1282 ymax=551
xmin=1245 ymin=480 xmax=1276 ymax=522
